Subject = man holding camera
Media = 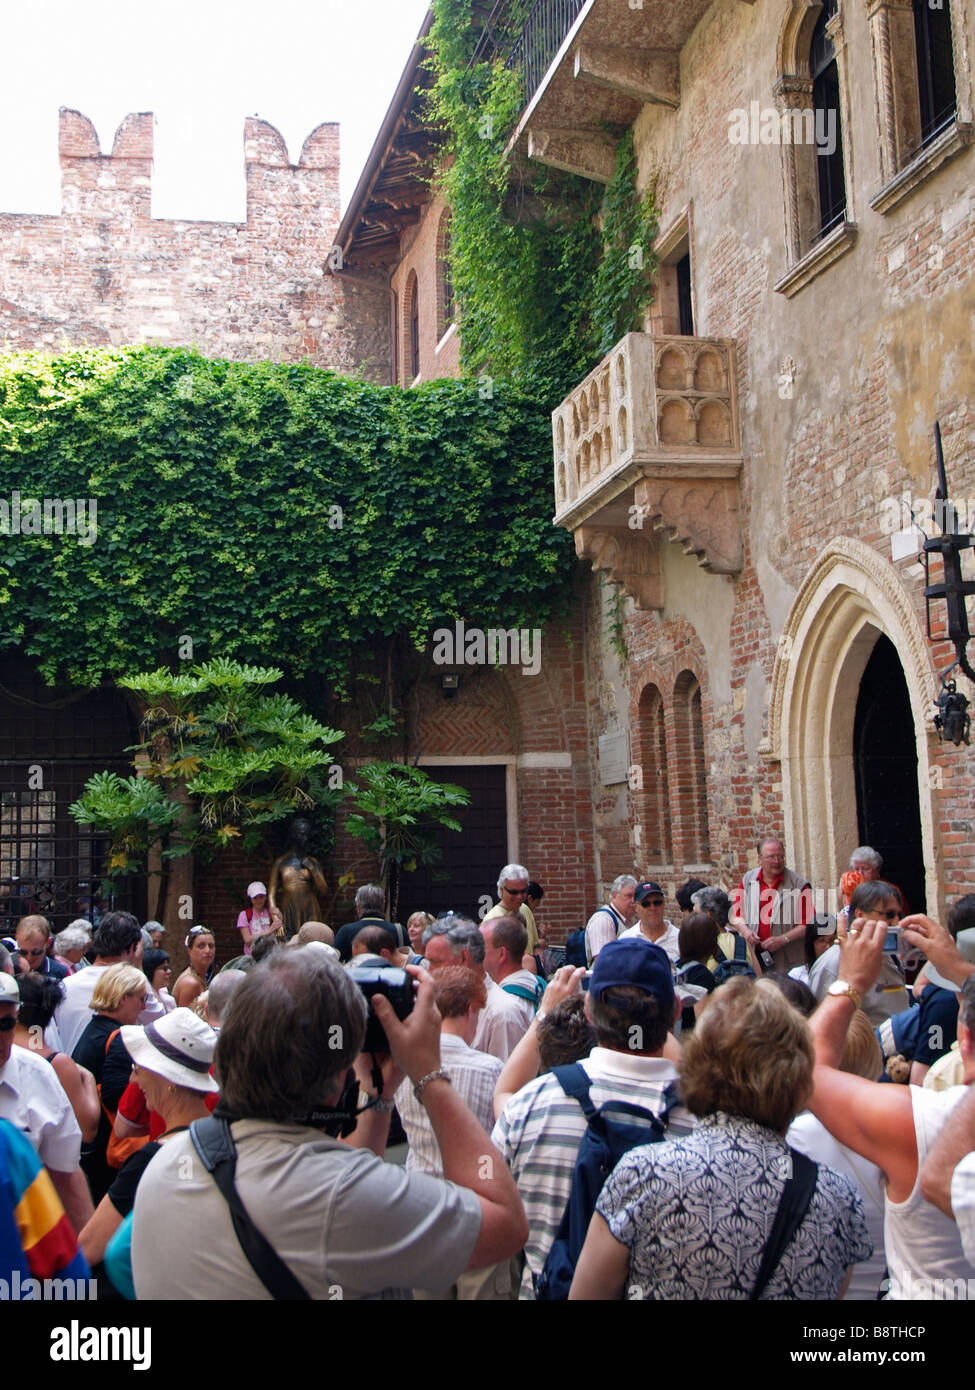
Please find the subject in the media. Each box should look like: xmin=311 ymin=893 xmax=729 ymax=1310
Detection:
xmin=130 ymin=948 xmax=527 ymax=1299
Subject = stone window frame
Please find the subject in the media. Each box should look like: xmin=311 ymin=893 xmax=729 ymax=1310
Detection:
xmin=648 ymin=206 xmax=696 ymax=337
xmin=867 ymin=0 xmax=974 ymax=216
xmin=773 ymin=0 xmax=858 ymax=299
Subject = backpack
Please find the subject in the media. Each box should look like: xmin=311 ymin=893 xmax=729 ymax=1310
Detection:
xmin=712 ymin=932 xmax=756 ymax=986
xmin=99 ymin=1028 xmax=149 ymax=1170
xmin=502 ymin=977 xmax=545 ymax=1013
xmin=534 ymin=1063 xmax=680 ymax=1301
xmin=564 ymin=929 xmax=587 ymax=969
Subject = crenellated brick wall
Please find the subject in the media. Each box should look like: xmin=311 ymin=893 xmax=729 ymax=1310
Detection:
xmin=0 ymin=108 xmax=385 ymax=377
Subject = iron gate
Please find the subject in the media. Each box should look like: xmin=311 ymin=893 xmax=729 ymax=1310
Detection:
xmin=0 ymin=658 xmax=144 ymax=934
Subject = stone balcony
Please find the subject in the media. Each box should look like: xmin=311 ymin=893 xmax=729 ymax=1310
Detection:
xmin=552 ymin=333 xmax=743 ymax=609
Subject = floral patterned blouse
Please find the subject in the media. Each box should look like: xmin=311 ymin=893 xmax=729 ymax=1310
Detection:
xmin=597 ymin=1111 xmax=872 ymax=1300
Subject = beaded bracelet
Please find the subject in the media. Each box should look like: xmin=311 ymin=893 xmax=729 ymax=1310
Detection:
xmin=413 ymin=1068 xmax=451 ymax=1103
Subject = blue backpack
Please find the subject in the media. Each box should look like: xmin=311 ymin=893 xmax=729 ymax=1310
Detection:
xmin=564 ymin=929 xmax=588 ymax=968
xmin=712 ymin=932 xmax=755 ymax=985
xmin=534 ymin=1063 xmax=680 ymax=1301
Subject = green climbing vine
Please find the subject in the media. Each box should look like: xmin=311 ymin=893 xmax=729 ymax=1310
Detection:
xmin=427 ymin=0 xmax=660 ymax=406
xmin=0 ymin=347 xmax=574 ymax=697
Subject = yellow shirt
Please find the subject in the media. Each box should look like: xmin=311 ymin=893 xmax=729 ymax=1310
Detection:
xmin=923 ymin=1042 xmax=965 ymax=1091
xmin=483 ymin=901 xmax=539 ymax=953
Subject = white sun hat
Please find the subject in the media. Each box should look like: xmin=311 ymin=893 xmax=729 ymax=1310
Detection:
xmin=121 ymin=1007 xmax=219 ymax=1093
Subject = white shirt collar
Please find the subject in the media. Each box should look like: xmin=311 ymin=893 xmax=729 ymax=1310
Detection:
xmin=585 ymin=1046 xmax=679 ymax=1082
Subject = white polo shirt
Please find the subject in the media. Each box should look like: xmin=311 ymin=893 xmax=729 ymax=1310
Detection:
xmin=0 ymin=1044 xmax=82 ymax=1172
xmin=472 ymin=977 xmax=530 ymax=1061
xmin=55 ymin=961 xmax=164 ymax=1056
xmin=618 ymin=920 xmax=681 ymax=964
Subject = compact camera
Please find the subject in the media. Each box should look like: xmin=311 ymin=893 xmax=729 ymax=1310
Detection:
xmin=347 ymin=963 xmax=415 ymax=1053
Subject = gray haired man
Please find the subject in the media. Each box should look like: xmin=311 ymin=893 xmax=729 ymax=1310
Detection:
xmin=423 ymin=917 xmax=528 ymax=1061
xmin=584 ymin=875 xmax=638 ymax=965
xmin=482 ymin=863 xmax=540 ymax=954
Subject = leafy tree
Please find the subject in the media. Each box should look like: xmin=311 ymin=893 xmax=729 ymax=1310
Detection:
xmin=70 ymin=659 xmax=343 ymax=926
xmin=343 ymin=761 xmax=470 ymax=919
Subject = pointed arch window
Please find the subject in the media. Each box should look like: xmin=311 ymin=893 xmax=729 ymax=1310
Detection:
xmin=437 ymin=212 xmax=455 ymax=340
xmin=637 ymin=684 xmax=672 ymax=865
xmin=409 ymin=276 xmax=420 ymax=382
xmin=673 ymin=671 xmax=710 ymax=864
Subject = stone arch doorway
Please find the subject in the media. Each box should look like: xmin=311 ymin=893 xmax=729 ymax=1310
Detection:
xmin=853 ymin=634 xmax=925 ymax=913
xmin=765 ymin=538 xmax=939 ymax=917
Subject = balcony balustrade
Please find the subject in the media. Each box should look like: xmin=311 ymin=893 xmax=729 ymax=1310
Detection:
xmin=552 ymin=333 xmax=743 ymax=608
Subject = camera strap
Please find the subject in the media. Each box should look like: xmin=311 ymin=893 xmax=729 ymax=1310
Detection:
xmin=189 ymin=1116 xmax=311 ymax=1300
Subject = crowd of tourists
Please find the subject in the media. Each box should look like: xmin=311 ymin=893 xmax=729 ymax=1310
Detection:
xmin=1 ymin=841 xmax=974 ymax=1302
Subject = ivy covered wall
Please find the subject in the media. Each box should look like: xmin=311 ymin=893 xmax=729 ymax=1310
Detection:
xmin=0 ymin=346 xmax=574 ymax=696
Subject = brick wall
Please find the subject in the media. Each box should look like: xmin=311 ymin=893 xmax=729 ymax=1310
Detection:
xmin=0 ymin=108 xmax=385 ymax=373
xmin=391 ymin=192 xmax=461 ymax=385
xmin=577 ymin=0 xmax=975 ymax=913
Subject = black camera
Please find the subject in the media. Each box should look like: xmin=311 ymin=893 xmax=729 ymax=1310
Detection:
xmin=348 ymin=963 xmax=414 ymax=1053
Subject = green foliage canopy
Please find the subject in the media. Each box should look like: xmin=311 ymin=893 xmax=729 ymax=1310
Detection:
xmin=0 ymin=346 xmax=574 ymax=695
xmin=427 ymin=0 xmax=660 ymax=406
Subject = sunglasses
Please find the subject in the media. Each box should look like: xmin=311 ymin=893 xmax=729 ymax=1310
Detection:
xmin=503 ymin=887 xmax=529 ymax=896
xmin=0 ymin=1016 xmax=17 ymax=1032
xmin=640 ymin=897 xmax=665 ymax=907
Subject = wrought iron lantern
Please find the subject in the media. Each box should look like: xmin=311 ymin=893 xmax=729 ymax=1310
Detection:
xmin=923 ymin=423 xmax=974 ymax=746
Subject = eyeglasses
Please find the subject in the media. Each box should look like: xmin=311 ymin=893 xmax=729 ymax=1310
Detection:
xmin=503 ymin=887 xmax=529 ymax=896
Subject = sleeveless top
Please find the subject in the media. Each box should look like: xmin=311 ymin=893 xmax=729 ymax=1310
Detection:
xmin=884 ymin=1084 xmax=971 ymax=1299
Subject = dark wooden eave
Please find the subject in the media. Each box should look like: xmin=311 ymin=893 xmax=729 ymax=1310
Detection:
xmin=331 ymin=10 xmax=442 ymax=270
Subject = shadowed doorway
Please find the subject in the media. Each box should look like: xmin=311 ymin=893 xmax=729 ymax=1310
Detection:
xmin=396 ymin=763 xmax=509 ymax=924
xmin=853 ymin=634 xmax=926 ymax=913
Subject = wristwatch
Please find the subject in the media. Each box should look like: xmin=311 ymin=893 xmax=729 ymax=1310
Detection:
xmin=827 ymin=980 xmax=862 ymax=1009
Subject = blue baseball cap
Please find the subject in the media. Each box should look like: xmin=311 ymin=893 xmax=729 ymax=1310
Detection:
xmin=590 ymin=938 xmax=674 ymax=1008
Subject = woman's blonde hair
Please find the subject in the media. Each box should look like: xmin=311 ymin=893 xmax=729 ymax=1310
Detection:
xmin=680 ymin=977 xmax=814 ymax=1132
xmin=840 ymin=1008 xmax=883 ymax=1080
xmin=90 ymin=962 xmax=147 ymax=1012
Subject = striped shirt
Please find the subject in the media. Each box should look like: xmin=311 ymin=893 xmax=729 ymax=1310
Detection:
xmin=396 ymin=1033 xmax=503 ymax=1177
xmin=491 ymin=1048 xmax=695 ymax=1298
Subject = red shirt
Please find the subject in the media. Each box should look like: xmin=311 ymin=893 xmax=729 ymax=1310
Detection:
xmin=737 ymin=869 xmax=815 ymax=941
xmin=116 ymin=1078 xmax=219 ymax=1139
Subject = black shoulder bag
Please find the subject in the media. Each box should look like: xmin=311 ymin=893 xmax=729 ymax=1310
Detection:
xmin=750 ymin=1149 xmax=819 ymax=1300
